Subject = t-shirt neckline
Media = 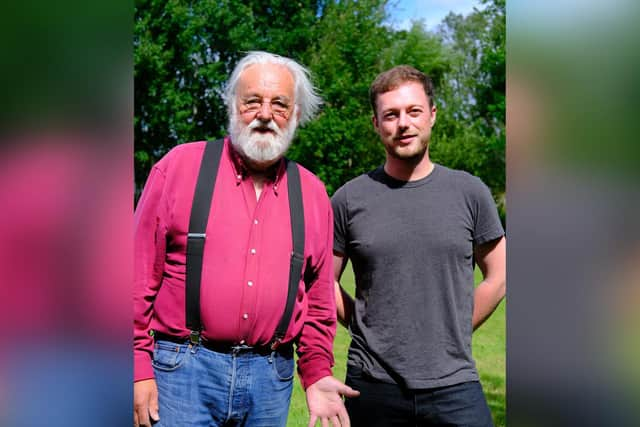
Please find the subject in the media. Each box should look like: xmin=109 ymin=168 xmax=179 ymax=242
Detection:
xmin=376 ymin=163 xmax=440 ymax=188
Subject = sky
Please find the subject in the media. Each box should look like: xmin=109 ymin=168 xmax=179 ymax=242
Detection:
xmin=386 ymin=0 xmax=484 ymax=31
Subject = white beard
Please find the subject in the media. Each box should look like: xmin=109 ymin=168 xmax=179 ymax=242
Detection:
xmin=229 ymin=110 xmax=298 ymax=163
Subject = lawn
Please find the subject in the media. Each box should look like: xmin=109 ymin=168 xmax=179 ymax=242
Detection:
xmin=287 ymin=264 xmax=506 ymax=426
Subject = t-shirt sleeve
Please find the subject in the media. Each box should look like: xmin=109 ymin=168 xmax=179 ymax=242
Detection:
xmin=470 ymin=177 xmax=505 ymax=245
xmin=331 ymin=185 xmax=349 ymax=255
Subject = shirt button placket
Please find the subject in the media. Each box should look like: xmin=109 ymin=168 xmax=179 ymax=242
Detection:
xmin=243 ymin=213 xmax=260 ymax=343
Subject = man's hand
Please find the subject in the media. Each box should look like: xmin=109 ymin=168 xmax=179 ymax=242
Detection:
xmin=133 ymin=379 xmax=160 ymax=427
xmin=305 ymin=375 xmax=359 ymax=427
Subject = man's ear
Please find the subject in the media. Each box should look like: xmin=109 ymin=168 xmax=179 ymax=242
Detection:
xmin=372 ymin=114 xmax=379 ymax=133
xmin=430 ymin=105 xmax=437 ymax=128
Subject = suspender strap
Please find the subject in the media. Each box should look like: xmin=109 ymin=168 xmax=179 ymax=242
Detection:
xmin=270 ymin=160 xmax=305 ymax=350
xmin=186 ymin=139 xmax=224 ymax=341
xmin=185 ymin=140 xmax=305 ymax=349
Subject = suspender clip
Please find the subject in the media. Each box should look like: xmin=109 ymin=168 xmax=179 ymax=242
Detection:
xmin=189 ymin=330 xmax=201 ymax=345
xmin=270 ymin=336 xmax=283 ymax=351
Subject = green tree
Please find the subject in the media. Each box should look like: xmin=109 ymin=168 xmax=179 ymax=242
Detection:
xmin=433 ymin=0 xmax=506 ymax=219
xmin=379 ymin=20 xmax=451 ymax=89
xmin=289 ymin=0 xmax=391 ymax=194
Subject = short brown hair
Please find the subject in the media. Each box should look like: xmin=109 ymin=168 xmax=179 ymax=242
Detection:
xmin=369 ymin=65 xmax=435 ymax=115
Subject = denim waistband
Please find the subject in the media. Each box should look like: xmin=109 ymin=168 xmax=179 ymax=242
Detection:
xmin=152 ymin=331 xmax=291 ymax=356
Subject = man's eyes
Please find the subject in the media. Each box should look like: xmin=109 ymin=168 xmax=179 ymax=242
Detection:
xmin=243 ymin=98 xmax=290 ymax=112
xmin=383 ymin=109 xmax=423 ymax=119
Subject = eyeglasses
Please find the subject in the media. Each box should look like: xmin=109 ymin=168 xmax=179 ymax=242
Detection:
xmin=239 ymin=96 xmax=292 ymax=118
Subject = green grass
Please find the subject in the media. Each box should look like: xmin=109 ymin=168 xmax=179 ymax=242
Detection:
xmin=472 ymin=267 xmax=506 ymax=427
xmin=287 ymin=265 xmax=505 ymax=427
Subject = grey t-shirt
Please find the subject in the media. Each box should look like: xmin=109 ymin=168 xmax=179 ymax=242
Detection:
xmin=332 ymin=164 xmax=504 ymax=389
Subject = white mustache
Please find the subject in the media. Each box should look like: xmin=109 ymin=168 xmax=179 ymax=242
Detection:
xmin=248 ymin=119 xmax=281 ymax=135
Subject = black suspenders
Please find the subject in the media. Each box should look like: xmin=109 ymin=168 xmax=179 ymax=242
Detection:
xmin=185 ymin=139 xmax=224 ymax=340
xmin=274 ymin=159 xmax=305 ymax=349
xmin=185 ymin=139 xmax=305 ymax=349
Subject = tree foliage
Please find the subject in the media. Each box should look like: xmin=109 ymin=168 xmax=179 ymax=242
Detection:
xmin=135 ymin=0 xmax=505 ymax=214
xmin=290 ymin=0 xmax=390 ymax=194
xmin=434 ymin=0 xmax=506 ymax=218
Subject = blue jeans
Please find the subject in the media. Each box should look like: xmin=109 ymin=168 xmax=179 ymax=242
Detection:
xmin=345 ymin=366 xmax=494 ymax=426
xmin=152 ymin=340 xmax=294 ymax=426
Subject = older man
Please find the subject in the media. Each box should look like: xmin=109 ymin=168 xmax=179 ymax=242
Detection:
xmin=134 ymin=51 xmax=357 ymax=427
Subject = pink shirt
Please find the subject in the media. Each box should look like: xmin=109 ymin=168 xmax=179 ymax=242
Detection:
xmin=134 ymin=138 xmax=336 ymax=389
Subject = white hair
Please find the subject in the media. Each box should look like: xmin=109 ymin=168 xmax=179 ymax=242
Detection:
xmin=224 ymin=51 xmax=321 ymax=126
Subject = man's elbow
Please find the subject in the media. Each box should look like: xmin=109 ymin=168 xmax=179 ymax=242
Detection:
xmin=482 ymin=274 xmax=506 ymax=302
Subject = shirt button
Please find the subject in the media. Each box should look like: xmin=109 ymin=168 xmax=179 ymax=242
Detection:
xmin=248 ymin=281 xmax=253 ymax=287
xmin=240 ymin=339 xmax=245 ymax=344
xmin=250 ymin=248 xmax=256 ymax=254
xmin=254 ymin=219 xmax=259 ymax=225
xmin=242 ymin=313 xmax=249 ymax=320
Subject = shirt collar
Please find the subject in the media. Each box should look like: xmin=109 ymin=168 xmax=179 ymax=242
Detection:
xmin=226 ymin=136 xmax=287 ymax=188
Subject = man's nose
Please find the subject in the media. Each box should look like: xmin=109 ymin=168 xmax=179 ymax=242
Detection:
xmin=398 ymin=111 xmax=409 ymax=129
xmin=256 ymin=101 xmax=272 ymax=121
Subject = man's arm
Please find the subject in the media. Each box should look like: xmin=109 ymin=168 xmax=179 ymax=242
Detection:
xmin=333 ymin=251 xmax=354 ymax=328
xmin=299 ymin=189 xmax=358 ymax=426
xmin=133 ymin=165 xmax=168 ymax=426
xmin=473 ymin=236 xmax=506 ymax=331
xmin=306 ymin=252 xmax=360 ymax=427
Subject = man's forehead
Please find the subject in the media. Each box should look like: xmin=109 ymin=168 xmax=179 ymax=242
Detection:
xmin=378 ymin=82 xmax=429 ymax=106
xmin=237 ymin=63 xmax=295 ymax=96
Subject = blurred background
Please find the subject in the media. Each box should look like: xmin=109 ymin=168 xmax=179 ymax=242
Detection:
xmin=0 ymin=1 xmax=133 ymax=426
xmin=507 ymin=1 xmax=640 ymax=425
